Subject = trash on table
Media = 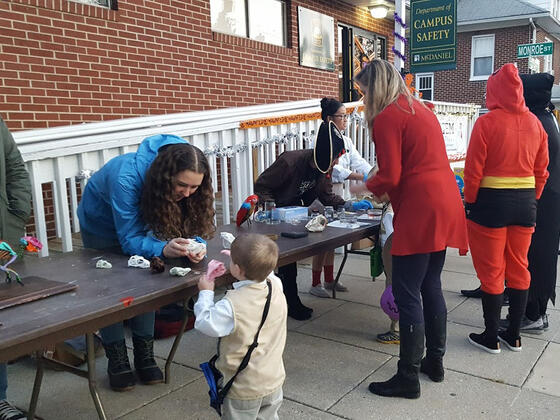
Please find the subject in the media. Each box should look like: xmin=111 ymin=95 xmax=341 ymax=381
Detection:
xmin=150 ymin=257 xmax=165 ymax=274
xmin=186 ymin=239 xmax=206 ymax=255
xmin=169 ymin=267 xmax=191 ymax=277
xmin=220 ymin=232 xmax=235 ymax=249
xmin=95 ymin=259 xmax=112 ymax=269
xmin=128 ymin=255 xmax=150 ymax=269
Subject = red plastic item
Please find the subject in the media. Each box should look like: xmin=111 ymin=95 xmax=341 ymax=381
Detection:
xmin=119 ymin=296 xmax=134 ymax=307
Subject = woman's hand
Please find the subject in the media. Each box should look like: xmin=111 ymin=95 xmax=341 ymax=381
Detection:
xmin=163 ymin=238 xmax=190 ymax=258
xmin=349 ymin=182 xmax=370 ymax=195
xmin=187 ymin=248 xmax=206 ymax=264
xmin=347 ymin=172 xmax=365 ymax=181
xmin=377 ymin=193 xmax=390 ymax=203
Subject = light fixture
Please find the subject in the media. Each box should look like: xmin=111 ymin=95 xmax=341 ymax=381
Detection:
xmin=369 ymin=6 xmax=388 ymax=19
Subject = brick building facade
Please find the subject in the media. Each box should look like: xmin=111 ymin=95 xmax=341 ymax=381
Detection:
xmin=430 ymin=25 xmax=560 ymax=107
xmin=0 ymin=0 xmax=394 ymax=132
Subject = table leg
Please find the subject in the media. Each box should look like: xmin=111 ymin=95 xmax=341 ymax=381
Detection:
xmin=165 ymin=300 xmax=190 ymax=384
xmin=86 ymin=333 xmax=107 ymax=420
xmin=332 ymin=245 xmax=349 ymax=299
xmin=27 ymin=351 xmax=44 ymax=420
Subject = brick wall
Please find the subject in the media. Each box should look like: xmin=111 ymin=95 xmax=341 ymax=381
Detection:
xmin=433 ymin=25 xmax=560 ymax=106
xmin=0 ymin=0 xmax=394 ymax=238
xmin=0 ymin=0 xmax=395 ymax=131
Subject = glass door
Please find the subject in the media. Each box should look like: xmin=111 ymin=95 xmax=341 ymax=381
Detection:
xmin=338 ymin=24 xmax=386 ymax=102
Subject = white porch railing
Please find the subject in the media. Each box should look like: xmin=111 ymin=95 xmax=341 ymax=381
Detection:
xmin=13 ymin=99 xmax=479 ymax=257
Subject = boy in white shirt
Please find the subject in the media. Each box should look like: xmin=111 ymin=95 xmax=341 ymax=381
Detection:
xmin=195 ymin=234 xmax=288 ymax=420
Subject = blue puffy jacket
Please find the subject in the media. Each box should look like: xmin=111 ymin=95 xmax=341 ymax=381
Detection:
xmin=77 ymin=134 xmax=188 ymax=257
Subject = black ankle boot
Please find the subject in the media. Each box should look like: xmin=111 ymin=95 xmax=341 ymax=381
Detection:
xmin=133 ymin=335 xmax=164 ymax=385
xmin=103 ymin=339 xmax=136 ymax=391
xmin=369 ymin=323 xmax=424 ymax=399
xmin=468 ymin=292 xmax=502 ymax=354
xmin=420 ymin=313 xmax=446 ymax=382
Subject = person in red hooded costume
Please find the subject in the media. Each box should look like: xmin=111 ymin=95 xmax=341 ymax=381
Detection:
xmin=351 ymin=59 xmax=467 ymax=399
xmin=464 ymin=63 xmax=549 ymax=355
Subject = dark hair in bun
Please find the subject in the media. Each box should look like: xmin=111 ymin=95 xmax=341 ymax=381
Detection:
xmin=320 ymin=97 xmax=343 ymax=122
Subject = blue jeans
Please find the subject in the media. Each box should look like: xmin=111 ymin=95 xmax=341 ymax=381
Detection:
xmin=0 ymin=363 xmax=7 ymax=400
xmin=80 ymin=228 xmax=155 ymax=344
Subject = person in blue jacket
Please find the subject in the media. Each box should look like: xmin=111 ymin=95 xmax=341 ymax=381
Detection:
xmin=78 ymin=133 xmax=215 ymax=391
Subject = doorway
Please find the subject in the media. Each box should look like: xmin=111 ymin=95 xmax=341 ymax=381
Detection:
xmin=338 ymin=24 xmax=386 ymax=102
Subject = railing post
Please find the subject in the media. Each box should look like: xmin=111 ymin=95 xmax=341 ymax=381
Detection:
xmin=28 ymin=161 xmax=49 ymax=257
xmin=54 ymin=157 xmax=73 ymax=252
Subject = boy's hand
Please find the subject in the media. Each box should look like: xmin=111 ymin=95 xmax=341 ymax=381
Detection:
xmin=198 ymin=274 xmax=215 ymax=292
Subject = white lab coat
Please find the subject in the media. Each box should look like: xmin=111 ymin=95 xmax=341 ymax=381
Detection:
xmin=331 ymin=135 xmax=373 ymax=199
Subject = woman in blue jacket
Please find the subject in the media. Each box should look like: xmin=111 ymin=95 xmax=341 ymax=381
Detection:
xmin=78 ymin=134 xmax=215 ymax=391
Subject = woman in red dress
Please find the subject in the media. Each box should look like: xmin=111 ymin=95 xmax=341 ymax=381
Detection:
xmin=351 ymin=59 xmax=467 ymax=399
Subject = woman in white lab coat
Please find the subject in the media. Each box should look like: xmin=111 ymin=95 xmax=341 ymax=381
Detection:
xmin=309 ymin=98 xmax=373 ymax=298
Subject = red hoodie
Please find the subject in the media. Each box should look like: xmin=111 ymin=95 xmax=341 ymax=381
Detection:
xmin=464 ymin=63 xmax=549 ymax=203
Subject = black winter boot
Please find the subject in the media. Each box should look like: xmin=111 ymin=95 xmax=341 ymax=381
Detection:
xmin=420 ymin=313 xmax=446 ymax=382
xmin=468 ymin=292 xmax=502 ymax=354
xmin=103 ymin=339 xmax=136 ymax=391
xmin=133 ymin=335 xmax=164 ymax=385
xmin=498 ymin=289 xmax=528 ymax=351
xmin=278 ymin=263 xmax=312 ymax=320
xmin=460 ymin=286 xmax=482 ymax=298
xmin=369 ymin=323 xmax=424 ymax=399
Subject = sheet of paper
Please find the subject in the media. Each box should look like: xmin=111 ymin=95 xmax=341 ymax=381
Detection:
xmin=327 ymin=220 xmax=362 ymax=229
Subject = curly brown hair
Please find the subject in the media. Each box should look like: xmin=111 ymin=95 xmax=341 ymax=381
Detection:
xmin=141 ymin=143 xmax=215 ymax=240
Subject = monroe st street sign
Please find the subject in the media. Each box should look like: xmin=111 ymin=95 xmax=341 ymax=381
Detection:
xmin=517 ymin=42 xmax=554 ymax=58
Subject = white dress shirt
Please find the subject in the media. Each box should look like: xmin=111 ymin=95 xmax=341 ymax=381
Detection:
xmin=194 ymin=279 xmax=264 ymax=338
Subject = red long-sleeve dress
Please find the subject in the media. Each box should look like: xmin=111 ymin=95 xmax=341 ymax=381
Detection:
xmin=365 ymin=95 xmax=468 ymax=256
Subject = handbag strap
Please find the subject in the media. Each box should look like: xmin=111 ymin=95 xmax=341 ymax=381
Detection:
xmin=220 ymin=280 xmax=272 ymax=399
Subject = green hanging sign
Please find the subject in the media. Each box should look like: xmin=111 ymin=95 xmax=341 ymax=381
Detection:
xmin=410 ymin=0 xmax=457 ymax=73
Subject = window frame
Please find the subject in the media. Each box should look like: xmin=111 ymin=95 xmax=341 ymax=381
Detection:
xmin=210 ymin=0 xmax=288 ymax=47
xmin=69 ymin=0 xmax=118 ymax=10
xmin=470 ymin=34 xmax=495 ymax=81
xmin=415 ymin=72 xmax=434 ymax=101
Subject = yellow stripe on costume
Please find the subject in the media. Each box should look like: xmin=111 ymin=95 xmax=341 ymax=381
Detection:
xmin=480 ymin=176 xmax=535 ymax=189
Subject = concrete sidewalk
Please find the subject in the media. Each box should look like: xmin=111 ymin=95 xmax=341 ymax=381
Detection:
xmin=6 ymin=251 xmax=560 ymax=419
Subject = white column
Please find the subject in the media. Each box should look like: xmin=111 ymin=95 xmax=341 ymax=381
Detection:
xmin=394 ymin=0 xmax=406 ymax=71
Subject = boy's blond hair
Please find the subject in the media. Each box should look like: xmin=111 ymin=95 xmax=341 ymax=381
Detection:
xmin=230 ymin=234 xmax=279 ymax=282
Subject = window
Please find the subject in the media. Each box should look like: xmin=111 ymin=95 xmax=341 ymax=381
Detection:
xmin=544 ymin=37 xmax=553 ymax=74
xmin=210 ymin=0 xmax=287 ymax=47
xmin=471 ymin=35 xmax=495 ymax=80
xmin=416 ymin=73 xmax=434 ymax=101
xmin=554 ymin=0 xmax=560 ymax=20
xmin=70 ymin=0 xmax=116 ymax=8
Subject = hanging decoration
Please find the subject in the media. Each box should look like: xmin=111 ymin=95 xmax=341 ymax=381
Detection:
xmin=251 ymin=130 xmax=300 ymax=148
xmin=203 ymin=143 xmax=248 ymax=158
xmin=392 ymin=11 xmax=407 ymax=63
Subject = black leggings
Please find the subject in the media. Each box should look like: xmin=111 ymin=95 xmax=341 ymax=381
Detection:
xmin=392 ymin=251 xmax=447 ymax=325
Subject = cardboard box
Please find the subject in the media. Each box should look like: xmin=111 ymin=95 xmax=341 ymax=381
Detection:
xmin=351 ymin=237 xmax=376 ymax=250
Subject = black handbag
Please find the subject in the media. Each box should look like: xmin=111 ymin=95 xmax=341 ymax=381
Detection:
xmin=200 ymin=280 xmax=272 ymax=416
